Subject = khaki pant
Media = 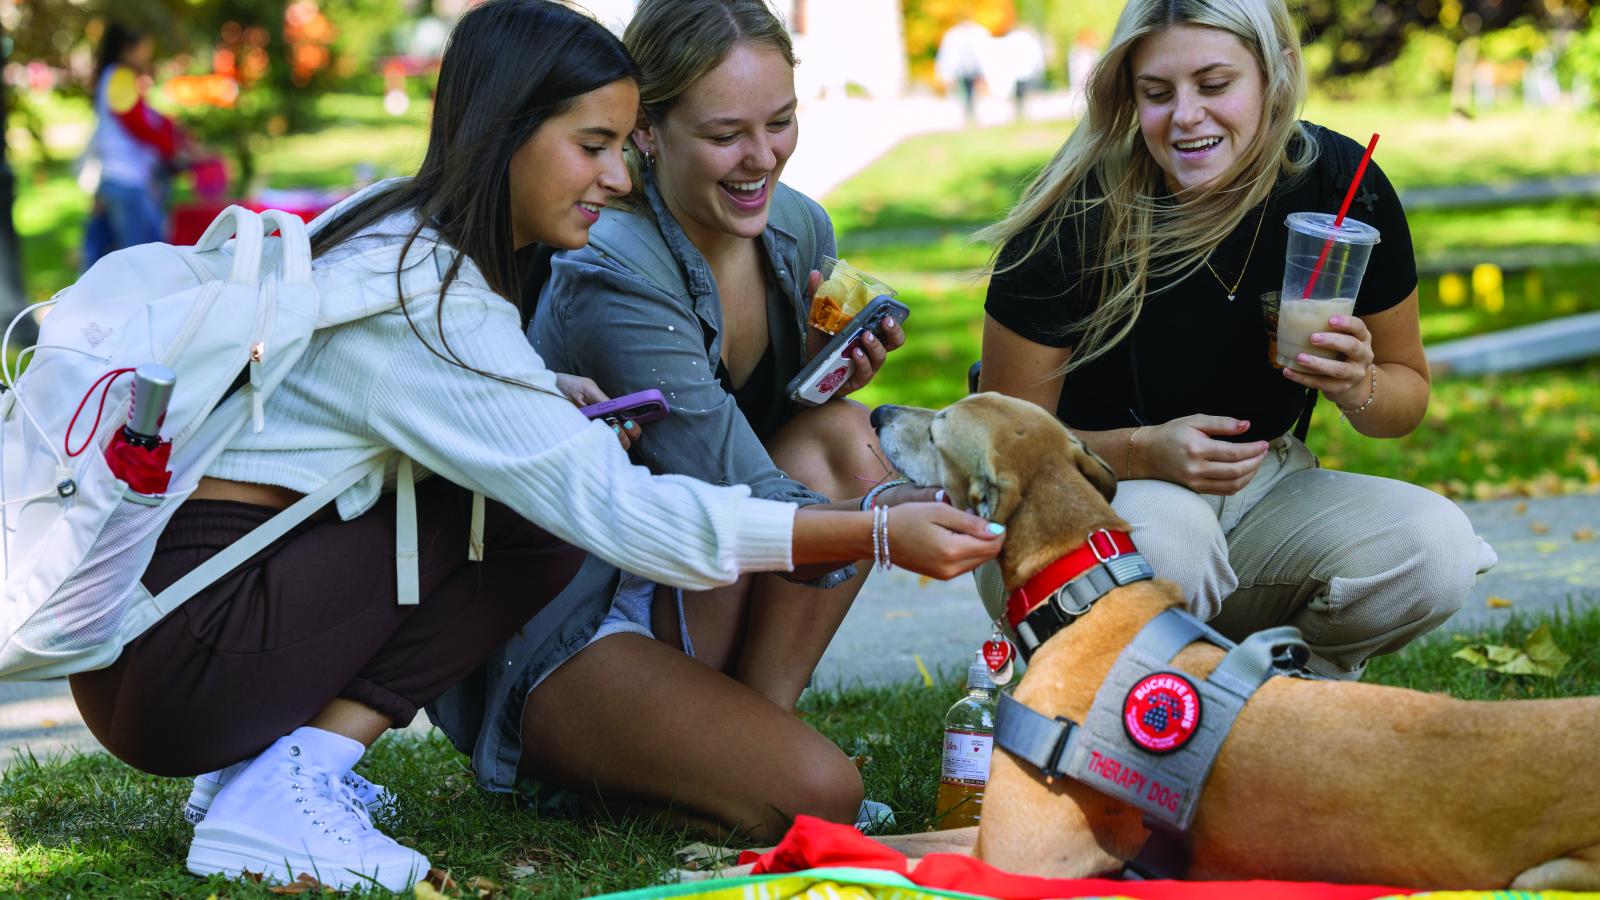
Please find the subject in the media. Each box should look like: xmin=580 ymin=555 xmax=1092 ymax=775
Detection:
xmin=979 ymin=436 xmax=1498 ymax=678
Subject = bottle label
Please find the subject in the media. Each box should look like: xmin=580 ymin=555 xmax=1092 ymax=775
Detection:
xmin=940 ymin=729 xmax=994 ymax=786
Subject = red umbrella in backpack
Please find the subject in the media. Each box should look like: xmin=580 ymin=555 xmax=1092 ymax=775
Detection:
xmin=101 ymin=364 xmax=177 ymax=495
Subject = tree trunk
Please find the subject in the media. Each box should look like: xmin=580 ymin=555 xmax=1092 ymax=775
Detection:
xmin=0 ymin=48 xmax=39 ymax=348
xmin=1450 ymin=35 xmax=1480 ymax=118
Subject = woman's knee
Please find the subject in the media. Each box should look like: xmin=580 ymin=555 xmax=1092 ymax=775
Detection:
xmin=1368 ymin=489 xmax=1484 ymax=627
xmin=768 ymin=399 xmax=879 ymax=498
xmin=767 ymin=741 xmax=864 ymax=827
xmin=1113 ymin=481 xmax=1234 ymax=616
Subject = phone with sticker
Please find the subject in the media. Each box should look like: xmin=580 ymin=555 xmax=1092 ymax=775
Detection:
xmin=786 ymin=296 xmax=910 ymax=407
xmin=579 ymin=388 xmax=671 ymax=424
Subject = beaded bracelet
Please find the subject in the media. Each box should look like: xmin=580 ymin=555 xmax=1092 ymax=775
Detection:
xmin=871 ymin=504 xmax=892 ymax=572
xmin=860 ymin=477 xmax=911 ymax=511
xmin=1339 ymin=363 xmax=1379 ymax=422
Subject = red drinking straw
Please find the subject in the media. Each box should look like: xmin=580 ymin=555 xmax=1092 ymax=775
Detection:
xmin=1300 ymin=132 xmax=1381 ymax=299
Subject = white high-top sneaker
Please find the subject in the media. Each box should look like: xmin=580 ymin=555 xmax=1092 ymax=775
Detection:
xmin=186 ymin=726 xmax=429 ymax=891
xmin=185 ymin=762 xmax=394 ymax=825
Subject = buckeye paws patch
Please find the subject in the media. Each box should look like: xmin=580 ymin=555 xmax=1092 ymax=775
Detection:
xmin=1122 ymin=671 xmax=1202 ymax=754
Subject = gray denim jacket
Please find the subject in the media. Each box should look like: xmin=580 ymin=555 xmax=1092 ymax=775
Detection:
xmin=529 ymin=173 xmax=839 ymax=514
xmin=427 ymin=178 xmax=852 ymax=794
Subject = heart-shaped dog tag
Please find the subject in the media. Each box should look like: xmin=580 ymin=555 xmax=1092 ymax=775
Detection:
xmin=982 ymin=637 xmax=1015 ymax=685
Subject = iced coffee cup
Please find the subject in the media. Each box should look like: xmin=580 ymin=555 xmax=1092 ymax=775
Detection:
xmin=808 ymin=256 xmax=897 ymax=335
xmin=1276 ymin=212 xmax=1380 ymax=373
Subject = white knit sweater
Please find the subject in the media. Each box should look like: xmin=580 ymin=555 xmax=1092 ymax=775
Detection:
xmin=207 ymin=202 xmax=796 ymax=589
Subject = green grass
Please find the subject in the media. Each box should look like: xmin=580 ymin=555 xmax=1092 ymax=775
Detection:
xmin=3 ymin=605 xmax=1596 ymax=897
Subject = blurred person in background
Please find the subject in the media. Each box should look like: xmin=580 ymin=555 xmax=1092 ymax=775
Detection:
xmin=936 ymin=18 xmax=989 ymax=123
xmin=976 ymin=0 xmax=1496 ymax=679
xmin=82 ymin=23 xmax=185 ymax=269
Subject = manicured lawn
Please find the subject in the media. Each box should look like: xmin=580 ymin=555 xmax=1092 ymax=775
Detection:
xmin=3 ymin=605 xmax=1595 ymax=897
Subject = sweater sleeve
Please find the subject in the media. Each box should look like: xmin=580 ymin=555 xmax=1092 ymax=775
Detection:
xmin=364 ymin=294 xmax=796 ymax=590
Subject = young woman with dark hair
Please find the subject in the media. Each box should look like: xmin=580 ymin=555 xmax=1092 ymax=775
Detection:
xmin=435 ymin=0 xmax=918 ymax=842
xmin=66 ymin=1 xmax=1003 ymax=890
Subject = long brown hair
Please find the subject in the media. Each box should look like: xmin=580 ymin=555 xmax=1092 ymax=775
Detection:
xmin=979 ymin=0 xmax=1316 ymax=374
xmin=309 ymin=0 xmax=638 ymax=385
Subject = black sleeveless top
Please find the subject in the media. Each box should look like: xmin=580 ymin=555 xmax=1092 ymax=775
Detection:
xmin=984 ymin=124 xmax=1417 ymax=443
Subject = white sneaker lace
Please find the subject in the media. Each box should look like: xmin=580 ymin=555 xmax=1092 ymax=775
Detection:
xmin=287 ymin=762 xmax=374 ymax=846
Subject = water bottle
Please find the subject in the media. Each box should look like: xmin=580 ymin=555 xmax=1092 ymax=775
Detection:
xmin=936 ymin=651 xmax=998 ymax=829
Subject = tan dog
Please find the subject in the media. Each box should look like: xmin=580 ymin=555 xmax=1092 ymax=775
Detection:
xmin=872 ymin=393 xmax=1600 ymax=890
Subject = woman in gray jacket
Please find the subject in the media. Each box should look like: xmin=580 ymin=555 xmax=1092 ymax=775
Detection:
xmin=439 ymin=0 xmax=925 ymax=839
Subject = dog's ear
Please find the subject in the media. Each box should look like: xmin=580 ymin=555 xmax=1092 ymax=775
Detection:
xmin=964 ymin=448 xmax=1021 ymax=522
xmin=1067 ymin=434 xmax=1119 ymax=503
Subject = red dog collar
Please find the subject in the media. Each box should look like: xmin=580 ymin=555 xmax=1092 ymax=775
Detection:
xmin=1006 ymin=529 xmax=1154 ymax=656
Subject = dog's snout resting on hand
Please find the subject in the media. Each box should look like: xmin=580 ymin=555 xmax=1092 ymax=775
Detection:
xmin=873 ymin=393 xmax=1600 ymax=890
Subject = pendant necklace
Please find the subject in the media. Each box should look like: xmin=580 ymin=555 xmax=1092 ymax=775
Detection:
xmin=1204 ymin=201 xmax=1267 ymax=302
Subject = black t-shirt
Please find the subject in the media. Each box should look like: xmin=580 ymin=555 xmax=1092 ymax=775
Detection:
xmin=985 ymin=124 xmax=1417 ymax=443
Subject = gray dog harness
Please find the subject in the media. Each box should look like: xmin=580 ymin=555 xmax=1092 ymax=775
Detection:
xmin=994 ymin=608 xmax=1313 ymax=878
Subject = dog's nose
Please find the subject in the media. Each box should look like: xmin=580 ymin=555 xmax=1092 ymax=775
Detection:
xmin=870 ymin=405 xmax=897 ymax=430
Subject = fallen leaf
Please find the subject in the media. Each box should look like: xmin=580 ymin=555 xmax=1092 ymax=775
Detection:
xmin=850 ymin=753 xmax=874 ymax=771
xmin=1486 ymin=596 xmax=1513 ymax=609
xmin=673 ymin=842 xmax=741 ymax=871
xmin=1530 ymin=521 xmax=1550 ymax=535
xmin=1575 ymin=527 xmax=1595 ymax=542
xmin=1452 ymin=624 xmax=1570 ymax=678
xmin=242 ymin=870 xmax=265 ymax=884
xmin=1513 ymin=501 xmax=1528 ymax=515
xmin=425 ymin=868 xmax=457 ymax=892
xmin=414 ymin=883 xmax=447 ymax=900
xmin=507 ymin=858 xmax=542 ymax=880
xmin=1536 ymin=542 xmax=1561 ymax=554
xmin=268 ymin=874 xmax=327 ymax=894
xmin=465 ymin=875 xmax=502 ymax=893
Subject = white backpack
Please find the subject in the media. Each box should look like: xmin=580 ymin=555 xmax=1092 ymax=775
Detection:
xmin=0 ymin=206 xmax=388 ymax=680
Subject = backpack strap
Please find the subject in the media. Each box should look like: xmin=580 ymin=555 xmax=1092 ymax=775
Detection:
xmin=146 ymin=461 xmax=371 ymax=618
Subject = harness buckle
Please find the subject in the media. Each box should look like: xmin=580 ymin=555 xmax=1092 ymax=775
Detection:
xmin=1088 ymin=528 xmax=1122 ymax=563
xmin=1043 ymin=715 xmax=1076 ymax=780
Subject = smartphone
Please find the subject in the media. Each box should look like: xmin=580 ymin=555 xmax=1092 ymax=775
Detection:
xmin=579 ymin=388 xmax=671 ymax=424
xmin=787 ymin=295 xmax=910 ymax=407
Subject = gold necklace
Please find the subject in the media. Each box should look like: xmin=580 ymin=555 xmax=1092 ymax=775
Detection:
xmin=1204 ymin=202 xmax=1267 ymax=302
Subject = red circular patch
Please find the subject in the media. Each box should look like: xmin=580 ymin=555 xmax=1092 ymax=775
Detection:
xmin=1122 ymin=672 xmax=1202 ymax=754
xmin=818 ymin=364 xmax=851 ymax=394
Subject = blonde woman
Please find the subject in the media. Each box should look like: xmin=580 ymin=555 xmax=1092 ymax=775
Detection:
xmin=978 ymin=0 xmax=1495 ymax=678
xmin=433 ymin=0 xmax=935 ymax=838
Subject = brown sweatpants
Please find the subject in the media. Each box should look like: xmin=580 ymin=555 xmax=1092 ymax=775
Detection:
xmin=69 ymin=477 xmax=584 ymax=777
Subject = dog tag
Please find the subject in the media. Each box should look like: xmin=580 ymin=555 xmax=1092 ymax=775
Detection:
xmin=982 ymin=635 xmax=1015 ymax=686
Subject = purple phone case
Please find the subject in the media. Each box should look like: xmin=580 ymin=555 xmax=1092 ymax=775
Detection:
xmin=579 ymin=388 xmax=670 ymax=423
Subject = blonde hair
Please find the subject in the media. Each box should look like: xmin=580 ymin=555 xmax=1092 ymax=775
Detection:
xmin=619 ymin=0 xmax=796 ymax=210
xmin=978 ymin=0 xmax=1317 ymax=373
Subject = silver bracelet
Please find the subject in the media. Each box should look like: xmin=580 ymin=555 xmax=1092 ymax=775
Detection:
xmin=870 ymin=504 xmax=892 ymax=572
xmin=860 ymin=477 xmax=911 ymax=511
xmin=1338 ymin=363 xmax=1379 ymax=422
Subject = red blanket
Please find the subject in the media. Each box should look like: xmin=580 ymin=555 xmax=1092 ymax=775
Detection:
xmin=741 ymin=816 xmax=1413 ymax=900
